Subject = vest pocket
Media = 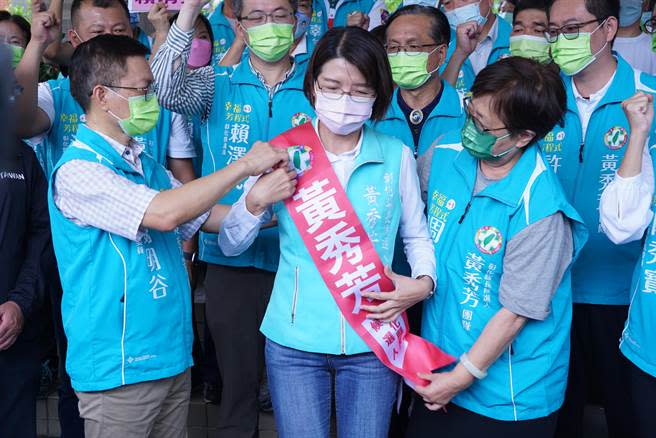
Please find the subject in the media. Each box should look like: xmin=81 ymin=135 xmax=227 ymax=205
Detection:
xmin=291 ymin=266 xmax=299 ymax=324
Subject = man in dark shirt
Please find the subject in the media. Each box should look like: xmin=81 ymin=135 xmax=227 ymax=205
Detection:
xmin=0 ymin=45 xmax=51 ymax=438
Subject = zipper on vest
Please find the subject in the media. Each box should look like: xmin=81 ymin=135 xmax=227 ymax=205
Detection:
xmin=578 ymin=142 xmax=584 ymax=162
xmin=458 ymin=200 xmax=472 ymax=224
xmin=340 ymin=315 xmax=346 ymax=354
xmin=268 ymin=97 xmax=273 ymax=118
xmin=291 ymin=266 xmax=299 ymax=324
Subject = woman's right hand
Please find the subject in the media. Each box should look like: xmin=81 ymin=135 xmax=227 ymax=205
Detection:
xmin=246 ymin=169 xmax=298 ymax=216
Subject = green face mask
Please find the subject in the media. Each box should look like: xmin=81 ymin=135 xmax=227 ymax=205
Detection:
xmin=388 ymin=49 xmax=439 ymax=89
xmin=652 ymin=32 xmax=656 ymax=53
xmin=461 ymin=116 xmax=513 ymax=161
xmin=509 ymin=35 xmax=550 ymax=64
xmin=106 ymin=87 xmax=161 ymax=137
xmin=8 ymin=44 xmax=24 ymax=68
xmin=245 ymin=22 xmax=294 ymax=62
xmin=551 ymin=21 xmax=607 ymax=76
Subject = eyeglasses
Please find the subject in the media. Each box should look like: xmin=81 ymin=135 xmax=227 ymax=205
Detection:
xmin=643 ymin=17 xmax=656 ymax=34
xmin=463 ymin=97 xmax=507 ymax=133
xmin=100 ymin=83 xmax=158 ymax=100
xmin=545 ymin=18 xmax=607 ymax=43
xmin=315 ymin=82 xmax=376 ymax=103
xmin=239 ymin=10 xmax=294 ymax=26
xmin=384 ymin=43 xmax=440 ymax=55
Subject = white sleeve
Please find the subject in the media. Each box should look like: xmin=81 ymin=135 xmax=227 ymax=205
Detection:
xmin=27 ymin=82 xmax=56 ymax=144
xmin=166 ymin=112 xmax=196 ymax=159
xmin=218 ymin=175 xmax=274 ymax=256
xmin=37 ymin=82 xmax=55 ymax=125
xmin=398 ymin=146 xmax=437 ymax=285
xmin=600 ymin=143 xmax=654 ymax=244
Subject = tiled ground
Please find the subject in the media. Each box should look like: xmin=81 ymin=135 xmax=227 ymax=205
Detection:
xmin=36 ymin=390 xmax=278 ymax=438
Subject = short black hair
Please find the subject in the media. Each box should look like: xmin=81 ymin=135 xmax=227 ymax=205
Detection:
xmin=471 ymin=57 xmax=566 ymax=145
xmin=169 ymin=12 xmax=214 ymax=43
xmin=233 ymin=0 xmax=298 ymax=18
xmin=0 ymin=11 xmax=31 ymax=44
xmin=71 ymin=0 xmax=130 ymax=28
xmin=304 ymin=27 xmax=394 ymax=121
xmin=548 ymin=0 xmax=620 ymax=22
xmin=512 ymin=0 xmax=548 ymax=25
xmin=385 ymin=5 xmax=451 ymax=46
xmin=69 ymin=34 xmax=148 ymax=111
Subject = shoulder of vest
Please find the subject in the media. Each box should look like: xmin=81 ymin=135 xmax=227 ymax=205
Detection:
xmin=59 ymin=140 xmax=114 ymax=167
xmin=634 ymin=69 xmax=656 ymax=94
xmin=516 ymin=150 xmax=570 ymax=226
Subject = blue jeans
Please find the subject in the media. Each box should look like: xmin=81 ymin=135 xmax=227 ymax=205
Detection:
xmin=265 ymin=339 xmax=399 ymax=438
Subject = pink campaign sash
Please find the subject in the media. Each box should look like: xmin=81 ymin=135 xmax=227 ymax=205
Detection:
xmin=271 ymin=123 xmax=455 ymax=386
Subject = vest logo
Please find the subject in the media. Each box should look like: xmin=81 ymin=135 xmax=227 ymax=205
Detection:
xmin=288 ymin=145 xmax=313 ymax=176
xmin=243 ymin=104 xmax=252 ymax=113
xmin=556 ymin=131 xmax=565 ymax=141
xmin=292 ymin=112 xmax=312 ymax=127
xmin=446 ymin=199 xmax=456 ymax=210
xmin=474 ymin=226 xmax=503 ymax=255
xmin=604 ymin=126 xmax=628 ymax=150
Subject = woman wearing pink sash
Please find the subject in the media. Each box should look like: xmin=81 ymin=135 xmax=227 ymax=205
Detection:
xmin=218 ymin=27 xmax=437 ymax=438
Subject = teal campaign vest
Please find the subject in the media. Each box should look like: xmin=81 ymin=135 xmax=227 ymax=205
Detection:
xmin=42 ymin=77 xmax=173 ymax=177
xmin=260 ymin=126 xmax=404 ymax=355
xmin=539 ymin=55 xmax=656 ymax=305
xmin=441 ymin=16 xmax=511 ymax=97
xmin=208 ymin=4 xmax=236 ymax=65
xmin=199 ymin=61 xmax=315 ymax=270
xmin=371 ymin=81 xmax=465 ymax=157
xmin=423 ymin=142 xmax=587 ymax=421
xmin=47 ymin=124 xmax=193 ymax=392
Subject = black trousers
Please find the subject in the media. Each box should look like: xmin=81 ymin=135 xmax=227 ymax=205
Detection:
xmin=49 ymin=267 xmax=85 ymax=438
xmin=629 ymin=360 xmax=656 ymax=438
xmin=555 ymin=303 xmax=635 ymax=438
xmin=406 ymin=397 xmax=558 ymax=438
xmin=204 ymin=264 xmax=274 ymax=438
xmin=0 ymin=342 xmax=41 ymax=438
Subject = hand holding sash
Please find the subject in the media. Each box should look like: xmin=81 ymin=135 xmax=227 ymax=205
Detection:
xmin=360 ymin=266 xmax=433 ymax=322
xmin=246 ymin=169 xmax=298 ymax=216
xmin=415 ymin=366 xmax=475 ymax=411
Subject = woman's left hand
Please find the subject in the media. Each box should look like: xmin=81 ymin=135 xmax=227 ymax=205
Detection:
xmin=360 ymin=266 xmax=433 ymax=322
xmin=414 ymin=366 xmax=474 ymax=411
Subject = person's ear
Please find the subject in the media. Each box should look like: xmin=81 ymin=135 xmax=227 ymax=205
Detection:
xmin=68 ymin=28 xmax=83 ymax=48
xmin=515 ymin=129 xmax=536 ymax=149
xmin=91 ymin=85 xmax=110 ymax=112
xmin=236 ymin=20 xmax=248 ymax=42
xmin=604 ymin=16 xmax=618 ymax=42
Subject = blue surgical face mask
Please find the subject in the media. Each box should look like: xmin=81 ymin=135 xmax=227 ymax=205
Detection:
xmin=444 ymin=1 xmax=487 ymax=29
xmin=403 ymin=0 xmax=437 ymax=6
xmin=619 ymin=0 xmax=644 ymax=27
xmin=294 ymin=11 xmax=311 ymax=40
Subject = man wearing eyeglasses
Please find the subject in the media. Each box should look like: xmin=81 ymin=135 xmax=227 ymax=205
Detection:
xmin=14 ymin=0 xmax=196 ymax=181
xmin=614 ymin=0 xmax=656 ymax=74
xmin=373 ymin=4 xmax=464 ymax=159
xmin=539 ymin=1 xmax=656 ymax=437
xmin=151 ymin=0 xmax=315 ymax=436
xmin=49 ymin=34 xmax=289 ymax=438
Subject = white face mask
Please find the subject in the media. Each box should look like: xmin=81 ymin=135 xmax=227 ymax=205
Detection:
xmin=444 ymin=1 xmax=486 ymax=28
xmin=314 ymin=92 xmax=375 ymax=136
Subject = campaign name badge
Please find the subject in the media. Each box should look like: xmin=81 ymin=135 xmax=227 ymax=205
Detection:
xmin=604 ymin=126 xmax=628 ymax=150
xmin=474 ymin=226 xmax=503 ymax=255
xmin=291 ymin=112 xmax=312 ymax=127
xmin=287 ymin=145 xmax=313 ymax=176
